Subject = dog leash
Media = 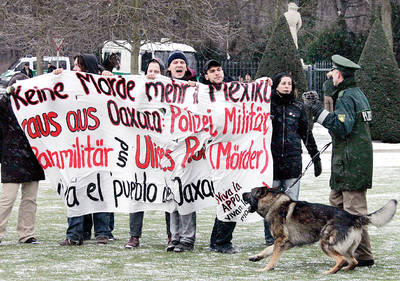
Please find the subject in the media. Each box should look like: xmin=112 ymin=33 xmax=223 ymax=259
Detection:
xmin=283 ymin=141 xmax=332 ymax=192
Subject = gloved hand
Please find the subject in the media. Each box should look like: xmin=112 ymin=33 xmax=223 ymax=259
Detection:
xmin=4 ymin=85 xmax=15 ymax=99
xmin=313 ymin=158 xmax=322 ymax=177
xmin=302 ymin=91 xmax=324 ymax=118
xmin=302 ymin=91 xmax=319 ymax=106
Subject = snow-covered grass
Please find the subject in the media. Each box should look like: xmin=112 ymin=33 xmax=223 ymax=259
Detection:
xmin=0 ymin=124 xmax=399 ymax=280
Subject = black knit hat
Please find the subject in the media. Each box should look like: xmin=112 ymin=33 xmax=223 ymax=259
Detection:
xmin=167 ymin=51 xmax=188 ymax=67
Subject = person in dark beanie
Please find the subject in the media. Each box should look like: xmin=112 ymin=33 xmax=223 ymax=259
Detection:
xmin=0 ymin=73 xmax=45 ymax=244
xmin=303 ymin=54 xmax=374 ymax=267
xmin=166 ymin=51 xmax=197 ymax=253
xmin=167 ymin=51 xmax=196 ymax=81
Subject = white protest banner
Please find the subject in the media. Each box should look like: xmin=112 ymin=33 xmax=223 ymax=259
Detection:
xmin=10 ymin=71 xmax=272 ymax=222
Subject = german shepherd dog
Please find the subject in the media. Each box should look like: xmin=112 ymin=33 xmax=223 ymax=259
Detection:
xmin=242 ymin=187 xmax=397 ymax=274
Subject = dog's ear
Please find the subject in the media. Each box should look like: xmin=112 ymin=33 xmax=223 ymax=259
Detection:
xmin=252 ymin=187 xmax=268 ymax=198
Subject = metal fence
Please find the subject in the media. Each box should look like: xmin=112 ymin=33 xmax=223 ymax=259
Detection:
xmin=305 ymin=61 xmax=333 ymax=94
xmin=197 ymin=60 xmax=332 ymax=94
xmin=197 ymin=60 xmax=259 ymax=81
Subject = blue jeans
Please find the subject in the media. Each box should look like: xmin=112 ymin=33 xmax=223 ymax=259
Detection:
xmin=66 ymin=216 xmax=84 ymax=241
xmin=71 ymin=212 xmax=111 ymax=240
xmin=264 ymin=178 xmax=300 ymax=243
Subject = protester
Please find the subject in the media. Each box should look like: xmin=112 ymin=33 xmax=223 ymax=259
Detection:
xmin=166 ymin=51 xmax=197 ymax=253
xmin=57 ymin=54 xmax=113 ymax=246
xmin=244 ymin=73 xmax=252 ymax=83
xmin=47 ymin=62 xmax=57 ymax=73
xmin=166 ymin=51 xmax=196 ymax=82
xmin=125 ymin=58 xmax=172 ymax=249
xmin=322 ymin=70 xmax=335 ymax=112
xmin=263 ymin=72 xmax=321 ymax=245
xmin=20 ymin=63 xmax=33 ymax=78
xmin=0 ymin=73 xmax=45 ymax=245
xmin=198 ymin=59 xmax=240 ymax=254
xmin=303 ymin=54 xmax=374 ymax=267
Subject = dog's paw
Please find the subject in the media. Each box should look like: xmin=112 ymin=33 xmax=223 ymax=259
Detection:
xmin=248 ymin=255 xmax=262 ymax=262
xmin=256 ymin=266 xmax=274 ymax=272
xmin=342 ymin=264 xmax=357 ymax=271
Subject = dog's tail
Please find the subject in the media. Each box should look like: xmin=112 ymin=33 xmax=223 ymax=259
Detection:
xmin=365 ymin=199 xmax=397 ymax=227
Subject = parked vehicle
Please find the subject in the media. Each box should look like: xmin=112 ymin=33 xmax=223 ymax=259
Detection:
xmin=0 ymin=56 xmax=71 ymax=85
xmin=102 ymin=39 xmax=198 ymax=75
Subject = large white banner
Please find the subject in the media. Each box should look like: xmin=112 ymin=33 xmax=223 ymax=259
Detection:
xmin=10 ymin=71 xmax=272 ymax=222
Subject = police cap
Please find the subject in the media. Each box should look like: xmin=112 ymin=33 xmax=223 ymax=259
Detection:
xmin=331 ymin=55 xmax=361 ymax=74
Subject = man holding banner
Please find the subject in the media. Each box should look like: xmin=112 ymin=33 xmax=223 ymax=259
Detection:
xmin=199 ymin=59 xmax=239 ymax=254
xmin=166 ymin=51 xmax=198 ymax=253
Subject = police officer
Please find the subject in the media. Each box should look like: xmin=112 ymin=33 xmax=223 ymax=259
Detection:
xmin=303 ymin=54 xmax=374 ymax=267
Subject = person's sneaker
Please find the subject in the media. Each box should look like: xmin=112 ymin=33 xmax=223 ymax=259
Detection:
xmin=108 ymin=234 xmax=116 ymax=241
xmin=24 ymin=237 xmax=40 ymax=244
xmin=96 ymin=236 xmax=108 ymax=245
xmin=59 ymin=238 xmax=83 ymax=246
xmin=173 ymin=242 xmax=194 ymax=252
xmin=166 ymin=240 xmax=179 ymax=252
xmin=357 ymin=259 xmax=374 ymax=267
xmin=124 ymin=236 xmax=139 ymax=249
xmin=218 ymin=246 xmax=239 ymax=254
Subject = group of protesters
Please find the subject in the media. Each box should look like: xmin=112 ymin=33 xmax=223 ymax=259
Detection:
xmin=0 ymin=49 xmax=375 ymax=267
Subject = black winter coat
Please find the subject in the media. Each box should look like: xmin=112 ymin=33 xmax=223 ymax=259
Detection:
xmin=0 ymin=96 xmax=45 ymax=183
xmin=271 ymin=91 xmax=319 ymax=180
xmin=20 ymin=68 xmax=33 ymax=78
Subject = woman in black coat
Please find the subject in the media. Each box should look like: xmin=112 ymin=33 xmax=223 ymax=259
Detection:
xmin=0 ymin=73 xmax=45 ymax=244
xmin=264 ymin=72 xmax=322 ymax=245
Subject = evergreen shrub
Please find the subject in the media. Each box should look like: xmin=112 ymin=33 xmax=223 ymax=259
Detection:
xmin=356 ymin=18 xmax=400 ymax=143
xmin=255 ymin=15 xmax=307 ymax=94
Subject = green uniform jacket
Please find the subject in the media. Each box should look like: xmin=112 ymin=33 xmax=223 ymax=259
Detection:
xmin=316 ymin=78 xmax=373 ymax=191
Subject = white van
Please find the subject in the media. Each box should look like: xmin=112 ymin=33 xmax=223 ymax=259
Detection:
xmin=102 ymin=39 xmax=198 ymax=75
xmin=0 ymin=56 xmax=71 ymax=85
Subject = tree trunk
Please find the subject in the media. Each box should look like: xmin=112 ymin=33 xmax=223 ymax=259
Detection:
xmin=380 ymin=0 xmax=393 ymax=50
xmin=130 ymin=39 xmax=140 ymax=74
xmin=130 ymin=0 xmax=140 ymax=74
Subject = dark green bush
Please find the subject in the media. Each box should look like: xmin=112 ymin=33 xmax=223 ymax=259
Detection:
xmin=255 ymin=15 xmax=307 ymax=93
xmin=303 ymin=27 xmax=367 ymax=64
xmin=356 ymin=18 xmax=400 ymax=143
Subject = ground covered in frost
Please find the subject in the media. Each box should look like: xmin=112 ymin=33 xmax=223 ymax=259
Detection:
xmin=0 ymin=124 xmax=399 ymax=280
